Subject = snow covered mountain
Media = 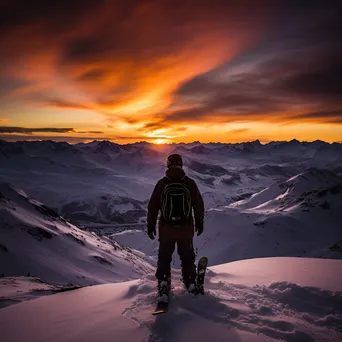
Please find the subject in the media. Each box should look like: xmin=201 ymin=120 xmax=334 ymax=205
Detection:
xmin=1 ymin=257 xmax=341 ymax=342
xmin=1 ymin=139 xmax=342 ymax=269
xmin=0 ymin=183 xmax=153 ymax=288
xmin=1 ymin=139 xmax=341 ymax=225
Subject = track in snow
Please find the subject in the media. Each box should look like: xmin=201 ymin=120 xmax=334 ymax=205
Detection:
xmin=123 ymin=269 xmax=342 ymax=342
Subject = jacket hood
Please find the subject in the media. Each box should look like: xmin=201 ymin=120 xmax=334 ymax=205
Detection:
xmin=165 ymin=167 xmax=186 ymax=180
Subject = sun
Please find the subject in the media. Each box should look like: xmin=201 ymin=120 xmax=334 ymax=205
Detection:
xmin=154 ymin=138 xmax=170 ymax=144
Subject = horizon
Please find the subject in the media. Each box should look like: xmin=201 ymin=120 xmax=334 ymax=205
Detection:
xmin=1 ymin=2 xmax=342 ymax=144
xmin=1 ymin=137 xmax=341 ymax=146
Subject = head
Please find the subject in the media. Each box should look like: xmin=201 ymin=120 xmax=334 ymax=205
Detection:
xmin=166 ymin=154 xmax=183 ymax=169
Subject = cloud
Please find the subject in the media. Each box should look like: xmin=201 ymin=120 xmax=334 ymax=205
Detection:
xmin=0 ymin=1 xmax=274 ymax=125
xmin=1 ymin=1 xmax=341 ymax=143
xmin=0 ymin=118 xmax=8 ymax=123
xmin=0 ymin=1 xmax=107 ymax=37
xmin=0 ymin=134 xmax=168 ymax=143
xmin=290 ymin=109 xmax=342 ymax=121
xmin=166 ymin=9 xmax=342 ymax=126
xmin=0 ymin=135 xmax=106 ymax=143
xmin=45 ymin=99 xmax=92 ymax=111
xmin=0 ymin=126 xmax=75 ymax=134
xmin=228 ymin=128 xmax=250 ymax=134
xmin=173 ymin=126 xmax=188 ymax=132
xmin=76 ymin=130 xmax=104 ymax=134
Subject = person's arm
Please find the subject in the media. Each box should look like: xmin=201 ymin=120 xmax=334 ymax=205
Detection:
xmin=190 ymin=180 xmax=204 ymax=235
xmin=147 ymin=179 xmax=165 ymax=238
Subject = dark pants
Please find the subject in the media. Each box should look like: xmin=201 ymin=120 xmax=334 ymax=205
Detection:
xmin=156 ymin=238 xmax=196 ymax=285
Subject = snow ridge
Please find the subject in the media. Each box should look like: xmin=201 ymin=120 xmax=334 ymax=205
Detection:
xmin=0 ymin=182 xmax=153 ymax=287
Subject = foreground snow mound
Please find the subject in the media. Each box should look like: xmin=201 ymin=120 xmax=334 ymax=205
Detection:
xmin=0 ymin=257 xmax=341 ymax=342
xmin=0 ymin=183 xmax=153 ymax=286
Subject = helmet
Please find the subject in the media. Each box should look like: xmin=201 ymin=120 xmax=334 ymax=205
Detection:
xmin=166 ymin=154 xmax=183 ymax=168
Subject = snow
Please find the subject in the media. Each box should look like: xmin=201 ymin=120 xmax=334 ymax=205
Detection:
xmin=1 ymin=258 xmax=341 ymax=342
xmin=110 ymin=229 xmax=159 ymax=256
xmin=0 ymin=277 xmax=81 ymax=308
xmin=0 ymin=183 xmax=154 ymax=286
xmin=1 ymin=140 xmax=342 ymax=341
xmin=210 ymin=257 xmax=342 ymax=291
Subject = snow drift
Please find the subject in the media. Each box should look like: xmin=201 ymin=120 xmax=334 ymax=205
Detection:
xmin=0 ymin=257 xmax=341 ymax=342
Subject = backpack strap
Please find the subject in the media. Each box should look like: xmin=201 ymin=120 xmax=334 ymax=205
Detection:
xmin=181 ymin=175 xmax=190 ymax=187
xmin=163 ymin=175 xmax=190 ymax=187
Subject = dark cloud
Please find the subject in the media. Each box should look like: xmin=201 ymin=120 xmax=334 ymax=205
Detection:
xmin=0 ymin=135 xmax=107 ymax=143
xmin=289 ymin=109 xmax=342 ymax=124
xmin=0 ymin=127 xmax=105 ymax=135
xmin=0 ymin=127 xmax=75 ymax=134
xmin=76 ymin=69 xmax=108 ymax=82
xmin=292 ymin=109 xmax=342 ymax=120
xmin=278 ymin=63 xmax=342 ymax=98
xmin=0 ymin=0 xmax=107 ymax=34
xmin=142 ymin=121 xmax=165 ymax=130
xmin=76 ymin=131 xmax=104 ymax=134
xmin=169 ymin=7 xmax=342 ymax=125
xmin=0 ymin=134 xmax=170 ymax=143
xmin=61 ymin=36 xmax=110 ymax=65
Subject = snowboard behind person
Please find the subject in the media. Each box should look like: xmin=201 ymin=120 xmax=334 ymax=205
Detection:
xmin=147 ymin=154 xmax=204 ymax=298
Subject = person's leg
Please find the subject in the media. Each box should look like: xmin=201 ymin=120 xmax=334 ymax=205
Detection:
xmin=177 ymin=238 xmax=196 ymax=288
xmin=155 ymin=239 xmax=175 ymax=289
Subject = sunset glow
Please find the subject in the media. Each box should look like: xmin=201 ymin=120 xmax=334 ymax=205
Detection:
xmin=0 ymin=1 xmax=341 ymax=143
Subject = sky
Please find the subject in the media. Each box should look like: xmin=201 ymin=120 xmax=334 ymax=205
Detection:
xmin=0 ymin=1 xmax=341 ymax=144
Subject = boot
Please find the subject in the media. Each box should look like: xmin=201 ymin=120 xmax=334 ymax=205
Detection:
xmin=182 ymin=275 xmax=197 ymax=294
xmin=157 ymin=276 xmax=171 ymax=302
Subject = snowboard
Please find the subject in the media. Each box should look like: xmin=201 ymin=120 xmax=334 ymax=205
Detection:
xmin=196 ymin=256 xmax=208 ymax=295
xmin=152 ymin=294 xmax=169 ymax=315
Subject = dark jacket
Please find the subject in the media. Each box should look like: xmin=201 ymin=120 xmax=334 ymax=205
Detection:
xmin=147 ymin=167 xmax=204 ymax=240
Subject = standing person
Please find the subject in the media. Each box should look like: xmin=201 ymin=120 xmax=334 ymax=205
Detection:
xmin=147 ymin=154 xmax=204 ymax=298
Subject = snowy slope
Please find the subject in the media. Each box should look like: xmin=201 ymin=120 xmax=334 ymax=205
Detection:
xmin=112 ymin=168 xmax=342 ymax=266
xmin=0 ymin=276 xmax=83 ymax=308
xmin=1 ymin=257 xmax=341 ymax=342
xmin=230 ymin=168 xmax=342 ymax=211
xmin=0 ymin=183 xmax=153 ymax=286
xmin=195 ymin=168 xmax=342 ymax=264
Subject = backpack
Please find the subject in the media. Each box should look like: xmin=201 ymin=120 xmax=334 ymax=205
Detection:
xmin=160 ymin=176 xmax=192 ymax=227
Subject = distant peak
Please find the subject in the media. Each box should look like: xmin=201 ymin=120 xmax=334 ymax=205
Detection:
xmin=289 ymin=138 xmax=300 ymax=144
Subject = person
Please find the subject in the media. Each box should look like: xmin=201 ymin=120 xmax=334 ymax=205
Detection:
xmin=147 ymin=153 xmax=204 ymax=298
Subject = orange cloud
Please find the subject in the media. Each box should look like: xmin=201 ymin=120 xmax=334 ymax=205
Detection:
xmin=228 ymin=128 xmax=250 ymax=134
xmin=0 ymin=1 xmax=274 ymax=125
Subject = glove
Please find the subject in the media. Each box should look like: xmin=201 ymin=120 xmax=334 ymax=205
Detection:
xmin=195 ymin=222 xmax=203 ymax=236
xmin=147 ymin=226 xmax=156 ymax=240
